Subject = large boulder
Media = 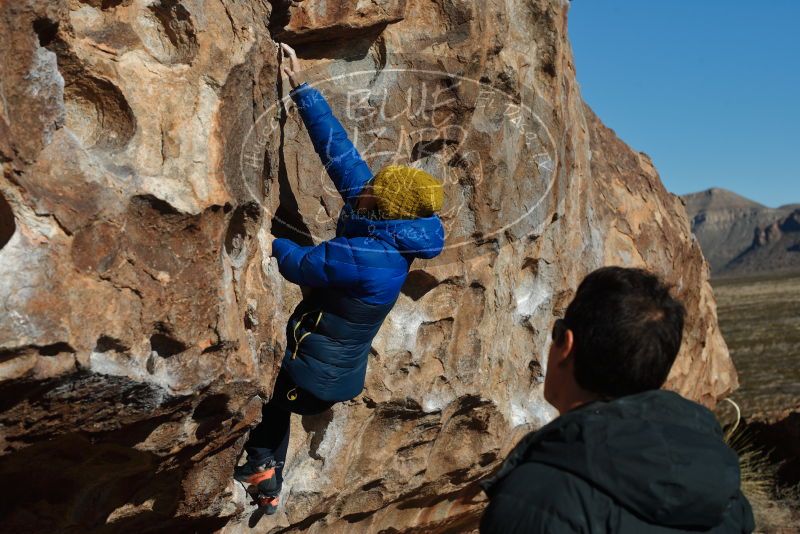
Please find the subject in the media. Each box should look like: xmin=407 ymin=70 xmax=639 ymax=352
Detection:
xmin=0 ymin=0 xmax=736 ymax=531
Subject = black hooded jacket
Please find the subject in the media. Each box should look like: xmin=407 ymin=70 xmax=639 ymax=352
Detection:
xmin=480 ymin=390 xmax=754 ymax=533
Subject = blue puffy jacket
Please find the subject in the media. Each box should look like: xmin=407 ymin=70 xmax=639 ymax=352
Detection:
xmin=272 ymin=82 xmax=445 ymax=402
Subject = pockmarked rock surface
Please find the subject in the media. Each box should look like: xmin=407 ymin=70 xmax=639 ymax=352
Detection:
xmin=0 ymin=0 xmax=737 ymax=531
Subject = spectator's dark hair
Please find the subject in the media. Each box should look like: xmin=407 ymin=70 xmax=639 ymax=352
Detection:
xmin=563 ymin=267 xmax=685 ymax=398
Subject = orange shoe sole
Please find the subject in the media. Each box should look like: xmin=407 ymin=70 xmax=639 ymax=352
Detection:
xmin=244 ymin=467 xmax=275 ymax=486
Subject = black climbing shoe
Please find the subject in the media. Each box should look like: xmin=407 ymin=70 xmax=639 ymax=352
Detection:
xmin=256 ymin=493 xmax=280 ymax=515
xmin=234 ymin=459 xmax=282 ymax=495
xmin=245 ymin=483 xmax=281 ymax=518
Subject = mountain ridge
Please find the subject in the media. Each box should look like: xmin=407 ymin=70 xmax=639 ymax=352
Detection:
xmin=682 ymin=188 xmax=800 ymax=276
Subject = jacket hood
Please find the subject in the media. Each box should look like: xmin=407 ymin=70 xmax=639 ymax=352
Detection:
xmin=337 ymin=203 xmax=445 ymax=259
xmin=484 ymin=390 xmax=741 ymax=529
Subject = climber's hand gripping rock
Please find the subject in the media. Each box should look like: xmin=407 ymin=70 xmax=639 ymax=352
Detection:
xmin=279 ymin=43 xmax=302 ymax=90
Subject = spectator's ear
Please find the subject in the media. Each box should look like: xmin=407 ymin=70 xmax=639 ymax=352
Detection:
xmin=545 ymin=328 xmax=574 ymax=412
xmin=553 ymin=329 xmax=574 ymax=366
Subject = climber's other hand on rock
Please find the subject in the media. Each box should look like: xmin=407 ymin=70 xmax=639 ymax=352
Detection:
xmin=263 ymin=232 xmax=275 ymax=258
xmin=279 ymin=43 xmax=302 ymax=89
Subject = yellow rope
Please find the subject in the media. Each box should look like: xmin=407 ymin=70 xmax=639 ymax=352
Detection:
xmin=290 ymin=310 xmax=323 ymax=360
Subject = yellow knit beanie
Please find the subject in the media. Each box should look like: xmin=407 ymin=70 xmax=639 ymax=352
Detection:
xmin=371 ymin=165 xmax=444 ymax=219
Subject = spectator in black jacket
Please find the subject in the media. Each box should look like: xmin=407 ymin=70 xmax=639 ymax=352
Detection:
xmin=480 ymin=267 xmax=754 ymax=533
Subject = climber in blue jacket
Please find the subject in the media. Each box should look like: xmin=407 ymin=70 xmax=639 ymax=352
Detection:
xmin=234 ymin=43 xmax=445 ymax=514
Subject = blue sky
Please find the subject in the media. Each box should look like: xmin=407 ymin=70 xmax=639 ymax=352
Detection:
xmin=568 ymin=0 xmax=799 ymax=208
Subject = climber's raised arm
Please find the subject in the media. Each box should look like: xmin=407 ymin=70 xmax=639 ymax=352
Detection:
xmin=280 ymin=43 xmax=373 ymax=205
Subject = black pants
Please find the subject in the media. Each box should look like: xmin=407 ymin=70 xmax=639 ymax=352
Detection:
xmin=243 ymin=366 xmax=336 ymax=493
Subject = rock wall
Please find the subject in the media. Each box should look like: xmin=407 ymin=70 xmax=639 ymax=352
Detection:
xmin=0 ymin=0 xmax=736 ymax=532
